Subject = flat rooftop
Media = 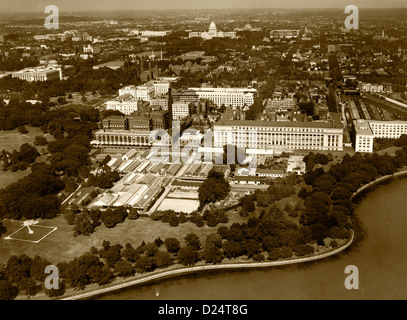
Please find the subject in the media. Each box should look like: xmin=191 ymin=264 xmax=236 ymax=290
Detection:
xmin=214 ymin=119 xmax=341 ymax=129
xmin=353 ymin=119 xmax=374 ymax=136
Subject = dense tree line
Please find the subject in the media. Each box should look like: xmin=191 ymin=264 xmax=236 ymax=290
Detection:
xmin=0 ymin=101 xmax=101 ymax=220
xmin=150 ymin=208 xmax=228 ymax=228
xmin=299 ymin=148 xmax=407 ymax=243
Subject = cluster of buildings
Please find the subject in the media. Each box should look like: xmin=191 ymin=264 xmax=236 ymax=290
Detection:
xmin=89 ymin=148 xmax=219 ymax=212
xmin=189 ymin=21 xmax=237 ymax=40
xmin=34 ymin=30 xmax=93 ymax=42
xmin=105 ymin=80 xmax=257 ymax=122
xmin=270 ymin=30 xmax=300 ymax=39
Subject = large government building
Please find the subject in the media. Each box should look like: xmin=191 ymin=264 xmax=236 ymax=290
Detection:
xmin=189 ymin=21 xmax=237 ymax=40
xmin=213 ymin=119 xmax=344 ymax=152
xmin=353 ymin=119 xmax=407 ymax=153
xmin=188 ymin=87 xmax=257 ymax=108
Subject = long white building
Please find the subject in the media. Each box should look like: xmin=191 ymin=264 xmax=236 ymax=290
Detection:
xmin=213 ymin=119 xmax=344 ymax=152
xmin=188 ymin=87 xmax=257 ymax=108
xmin=353 ymin=119 xmax=407 ymax=152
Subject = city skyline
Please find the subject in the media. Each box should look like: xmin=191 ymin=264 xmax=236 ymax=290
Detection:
xmin=1 ymin=0 xmax=407 ymax=14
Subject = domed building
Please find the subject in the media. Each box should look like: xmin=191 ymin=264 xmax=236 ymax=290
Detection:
xmin=208 ymin=21 xmax=217 ymax=37
xmin=189 ymin=21 xmax=236 ymax=40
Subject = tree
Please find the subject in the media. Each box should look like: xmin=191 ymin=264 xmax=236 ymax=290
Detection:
xmin=128 ymin=208 xmax=139 ymax=220
xmin=0 ymin=280 xmax=19 ymax=300
xmin=164 ymin=238 xmax=181 ymax=254
xmin=142 ymin=242 xmax=159 ymax=257
xmin=315 ymin=153 xmax=329 ymax=165
xmin=94 ymin=266 xmax=115 ymax=286
xmin=45 ymin=280 xmax=66 ymax=298
xmin=178 ymin=246 xmax=200 ymax=266
xmin=30 ymin=256 xmax=51 ymax=283
xmin=242 ymin=239 xmax=261 ymax=258
xmin=293 ymin=244 xmax=314 ymax=257
xmin=280 ymin=246 xmax=293 ymax=259
xmin=73 ymin=212 xmax=95 ymax=236
xmin=18 ymin=126 xmax=28 ymax=134
xmin=114 ymin=260 xmax=135 ymax=278
xmin=298 ymin=101 xmax=315 ymax=116
xmin=135 ymin=256 xmax=156 ymax=273
xmin=252 ymin=253 xmax=265 ymax=261
xmin=198 ymin=169 xmax=230 ymax=207
xmin=222 ymin=240 xmax=243 ymax=259
xmin=154 ymin=251 xmax=173 ymax=268
xmin=0 ymin=222 xmax=6 ymax=238
xmin=122 ymin=243 xmax=140 ymax=263
xmin=202 ymin=242 xmax=223 ymax=264
xmin=184 ymin=233 xmax=201 ymax=251
xmin=101 ymin=244 xmax=122 ymax=268
xmin=241 ymin=195 xmax=256 ymax=213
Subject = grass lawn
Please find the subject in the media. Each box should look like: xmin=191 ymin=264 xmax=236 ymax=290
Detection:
xmin=0 ymin=126 xmax=47 ymax=152
xmin=0 ymin=210 xmax=248 ymax=265
xmin=0 ymin=126 xmax=54 ymax=188
xmin=0 ymin=168 xmax=32 ymax=188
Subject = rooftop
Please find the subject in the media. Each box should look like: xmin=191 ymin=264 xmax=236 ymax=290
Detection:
xmin=353 ymin=119 xmax=374 ymax=136
xmin=214 ymin=119 xmax=341 ymax=129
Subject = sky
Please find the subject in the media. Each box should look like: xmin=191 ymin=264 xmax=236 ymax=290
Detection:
xmin=1 ymin=0 xmax=407 ymax=13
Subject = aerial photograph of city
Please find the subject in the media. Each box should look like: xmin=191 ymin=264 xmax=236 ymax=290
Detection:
xmin=0 ymin=0 xmax=407 ymax=308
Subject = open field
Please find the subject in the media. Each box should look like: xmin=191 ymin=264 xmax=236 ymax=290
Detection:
xmin=0 ymin=168 xmax=32 ymax=188
xmin=157 ymin=198 xmax=200 ymax=213
xmin=0 ymin=126 xmax=47 ymax=153
xmin=0 ymin=210 xmax=248 ymax=265
xmin=0 ymin=126 xmax=54 ymax=188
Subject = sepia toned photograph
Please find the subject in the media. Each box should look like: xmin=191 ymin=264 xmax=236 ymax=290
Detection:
xmin=0 ymin=0 xmax=406 ymax=307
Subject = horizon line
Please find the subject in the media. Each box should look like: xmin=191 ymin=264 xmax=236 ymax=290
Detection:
xmin=1 ymin=6 xmax=407 ymax=15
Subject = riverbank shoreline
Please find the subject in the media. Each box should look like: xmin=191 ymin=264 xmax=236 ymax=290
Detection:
xmin=57 ymin=230 xmax=354 ymax=300
xmin=351 ymin=169 xmax=407 ymax=201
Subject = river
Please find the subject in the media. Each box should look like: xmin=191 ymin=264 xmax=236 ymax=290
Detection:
xmin=96 ymin=177 xmax=407 ymax=300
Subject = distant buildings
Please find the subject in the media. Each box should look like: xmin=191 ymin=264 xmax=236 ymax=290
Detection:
xmin=189 ymin=21 xmax=236 ymax=40
xmin=234 ymin=23 xmax=262 ymax=32
xmin=270 ymin=30 xmax=300 ymax=39
xmin=83 ymin=44 xmax=100 ymax=54
xmin=359 ymin=83 xmax=384 ymax=93
xmin=141 ymin=30 xmax=172 ymax=37
xmin=93 ymin=61 xmax=124 ymax=70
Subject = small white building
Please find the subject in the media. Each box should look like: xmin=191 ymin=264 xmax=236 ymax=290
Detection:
xmin=255 ymin=168 xmax=286 ymax=179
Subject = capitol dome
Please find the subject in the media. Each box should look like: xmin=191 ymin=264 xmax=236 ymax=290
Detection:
xmin=208 ymin=21 xmax=217 ymax=35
